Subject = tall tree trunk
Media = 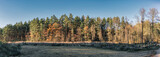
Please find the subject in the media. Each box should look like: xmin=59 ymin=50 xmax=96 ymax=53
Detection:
xmin=142 ymin=21 xmax=143 ymax=44
xmin=71 ymin=28 xmax=74 ymax=42
xmin=98 ymin=28 xmax=104 ymax=42
xmin=91 ymin=25 xmax=95 ymax=41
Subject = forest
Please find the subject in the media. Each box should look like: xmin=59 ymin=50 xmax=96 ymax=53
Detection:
xmin=0 ymin=8 xmax=160 ymax=44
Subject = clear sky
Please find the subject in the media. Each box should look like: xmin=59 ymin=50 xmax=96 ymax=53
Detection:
xmin=0 ymin=0 xmax=160 ymax=28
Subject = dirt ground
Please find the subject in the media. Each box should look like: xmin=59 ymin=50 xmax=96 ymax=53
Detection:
xmin=14 ymin=45 xmax=154 ymax=57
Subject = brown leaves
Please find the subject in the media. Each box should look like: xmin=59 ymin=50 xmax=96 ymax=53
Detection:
xmin=47 ymin=23 xmax=63 ymax=41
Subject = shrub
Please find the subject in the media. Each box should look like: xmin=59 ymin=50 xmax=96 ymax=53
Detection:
xmin=0 ymin=42 xmax=21 ymax=57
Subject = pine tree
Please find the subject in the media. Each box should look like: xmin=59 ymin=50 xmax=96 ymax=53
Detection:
xmin=30 ymin=18 xmax=40 ymax=41
xmin=39 ymin=18 xmax=45 ymax=41
xmin=3 ymin=24 xmax=15 ymax=41
xmin=96 ymin=17 xmax=104 ymax=42
xmin=84 ymin=16 xmax=90 ymax=26
xmin=101 ymin=18 xmax=107 ymax=40
xmin=80 ymin=15 xmax=85 ymax=28
xmin=49 ymin=16 xmax=53 ymax=24
xmin=45 ymin=17 xmax=50 ymax=28
xmin=107 ymin=17 xmax=113 ymax=42
xmin=52 ymin=15 xmax=58 ymax=23
xmin=120 ymin=16 xmax=125 ymax=42
xmin=0 ymin=28 xmax=3 ymax=41
xmin=90 ymin=18 xmax=96 ymax=41
xmin=63 ymin=16 xmax=69 ymax=41
xmin=68 ymin=14 xmax=74 ymax=42
xmin=83 ymin=16 xmax=90 ymax=41
xmin=24 ymin=21 xmax=30 ymax=41
xmin=113 ymin=17 xmax=120 ymax=42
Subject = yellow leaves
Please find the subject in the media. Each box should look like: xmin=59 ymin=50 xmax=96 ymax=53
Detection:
xmin=84 ymin=26 xmax=88 ymax=29
xmin=49 ymin=24 xmax=52 ymax=27
xmin=84 ymin=26 xmax=89 ymax=33
xmin=48 ymin=23 xmax=62 ymax=32
xmin=46 ymin=23 xmax=63 ymax=41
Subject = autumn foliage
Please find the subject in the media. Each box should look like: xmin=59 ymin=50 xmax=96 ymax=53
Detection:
xmin=0 ymin=8 xmax=160 ymax=44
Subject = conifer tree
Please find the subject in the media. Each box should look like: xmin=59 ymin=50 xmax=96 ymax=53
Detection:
xmin=63 ymin=16 xmax=69 ymax=41
xmin=0 ymin=28 xmax=3 ymax=41
xmin=96 ymin=17 xmax=104 ymax=42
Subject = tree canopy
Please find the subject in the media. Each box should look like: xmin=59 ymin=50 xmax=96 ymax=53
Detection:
xmin=0 ymin=8 xmax=160 ymax=44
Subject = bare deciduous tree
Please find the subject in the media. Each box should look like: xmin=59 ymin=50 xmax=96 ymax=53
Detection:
xmin=140 ymin=8 xmax=145 ymax=43
xmin=148 ymin=8 xmax=158 ymax=42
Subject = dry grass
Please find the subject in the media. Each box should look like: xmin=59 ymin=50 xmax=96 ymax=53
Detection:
xmin=7 ymin=41 xmax=128 ymax=44
xmin=13 ymin=45 xmax=154 ymax=57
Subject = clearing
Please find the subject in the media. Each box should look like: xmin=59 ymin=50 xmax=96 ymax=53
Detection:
xmin=13 ymin=45 xmax=154 ymax=57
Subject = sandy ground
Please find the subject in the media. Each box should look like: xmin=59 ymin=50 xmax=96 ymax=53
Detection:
xmin=12 ymin=45 xmax=155 ymax=57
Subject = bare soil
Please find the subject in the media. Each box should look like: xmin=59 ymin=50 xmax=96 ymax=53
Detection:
xmin=13 ymin=45 xmax=154 ymax=57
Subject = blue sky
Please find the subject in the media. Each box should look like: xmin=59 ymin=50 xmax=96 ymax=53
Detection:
xmin=0 ymin=0 xmax=160 ymax=28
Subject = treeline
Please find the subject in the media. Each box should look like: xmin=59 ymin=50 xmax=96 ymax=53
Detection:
xmin=0 ymin=8 xmax=160 ymax=44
